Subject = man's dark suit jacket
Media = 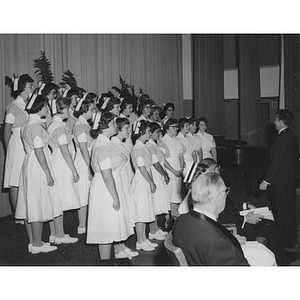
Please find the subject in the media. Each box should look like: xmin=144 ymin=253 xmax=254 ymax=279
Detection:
xmin=172 ymin=210 xmax=249 ymax=266
xmin=264 ymin=127 xmax=299 ymax=247
xmin=264 ymin=128 xmax=299 ymax=189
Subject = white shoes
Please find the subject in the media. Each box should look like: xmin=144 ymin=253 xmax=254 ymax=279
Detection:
xmin=77 ymin=227 xmax=86 ymax=234
xmin=54 ymin=234 xmax=78 ymax=244
xmin=31 ymin=242 xmax=57 ymax=254
xmin=157 ymin=229 xmax=168 ymax=236
xmin=124 ymin=247 xmax=139 ymax=258
xmin=49 ymin=234 xmax=78 ymax=244
xmin=115 ymin=250 xmax=132 ymax=260
xmin=149 ymin=231 xmax=166 ymax=241
xmin=145 ymin=239 xmax=158 ymax=248
xmin=116 ymin=247 xmax=140 ymax=259
xmin=15 ymin=220 xmax=24 ymax=225
xmin=136 ymin=241 xmax=155 ymax=251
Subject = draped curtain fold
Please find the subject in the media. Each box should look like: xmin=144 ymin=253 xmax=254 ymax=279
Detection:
xmin=0 ymin=34 xmax=183 ymax=217
xmin=283 ymin=34 xmax=300 ymax=140
xmin=238 ymin=35 xmax=262 ymax=145
xmin=192 ymin=34 xmax=225 ymax=135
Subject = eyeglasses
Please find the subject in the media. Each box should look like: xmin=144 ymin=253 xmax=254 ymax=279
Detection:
xmin=221 ymin=187 xmax=231 ymax=195
xmin=217 ymin=187 xmax=231 ymax=196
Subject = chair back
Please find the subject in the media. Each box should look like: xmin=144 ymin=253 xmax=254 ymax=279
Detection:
xmin=164 ymin=231 xmax=188 ymax=266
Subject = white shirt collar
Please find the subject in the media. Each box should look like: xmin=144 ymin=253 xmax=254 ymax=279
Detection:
xmin=278 ymin=127 xmax=288 ymax=134
xmin=97 ymin=134 xmax=111 ymax=143
xmin=111 ymin=136 xmax=122 ymax=145
xmin=193 ymin=207 xmax=217 ymax=222
xmin=147 ymin=139 xmax=156 ymax=146
xmin=136 ymin=139 xmax=146 ymax=147
xmin=29 ymin=114 xmax=42 ymax=120
xmin=53 ymin=115 xmax=65 ymax=124
xmin=78 ymin=115 xmax=90 ymax=126
xmin=15 ymin=95 xmax=27 ymax=108
xmin=177 ymin=132 xmax=185 ymax=139
xmin=119 ymin=113 xmax=128 ymax=119
xmin=164 ymin=133 xmax=173 ymax=140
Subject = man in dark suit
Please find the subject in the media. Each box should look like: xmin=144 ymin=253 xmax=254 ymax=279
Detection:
xmin=259 ymin=109 xmax=299 ymax=248
xmin=173 ymin=172 xmax=249 ymax=266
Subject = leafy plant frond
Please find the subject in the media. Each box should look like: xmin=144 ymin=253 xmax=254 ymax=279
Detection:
xmin=33 ymin=51 xmax=54 ymax=84
xmin=60 ymin=69 xmax=78 ymax=88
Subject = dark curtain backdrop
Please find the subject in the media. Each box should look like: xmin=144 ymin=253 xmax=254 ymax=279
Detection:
xmin=0 ymin=34 xmax=183 ymax=217
xmin=238 ymin=35 xmax=262 ymax=145
xmin=283 ymin=34 xmax=300 ymax=141
xmin=192 ymin=35 xmax=225 ymax=136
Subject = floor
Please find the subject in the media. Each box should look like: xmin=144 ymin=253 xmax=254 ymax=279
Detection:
xmin=1 ymin=168 xmax=300 ymax=267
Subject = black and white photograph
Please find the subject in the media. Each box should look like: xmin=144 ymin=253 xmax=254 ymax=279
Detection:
xmin=0 ymin=1 xmax=299 ymax=299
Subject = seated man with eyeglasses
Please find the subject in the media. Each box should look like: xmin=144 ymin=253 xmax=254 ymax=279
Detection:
xmin=172 ymin=171 xmax=250 ymax=266
xmin=173 ymin=160 xmax=277 ymax=266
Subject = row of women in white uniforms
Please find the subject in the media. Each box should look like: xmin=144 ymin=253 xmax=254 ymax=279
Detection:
xmin=86 ymin=118 xmax=171 ymax=245
xmin=8 ymin=93 xmax=216 ymax=251
xmin=15 ymin=102 xmax=93 ymax=238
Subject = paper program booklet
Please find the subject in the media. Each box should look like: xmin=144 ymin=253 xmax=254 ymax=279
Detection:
xmin=239 ymin=206 xmax=274 ymax=221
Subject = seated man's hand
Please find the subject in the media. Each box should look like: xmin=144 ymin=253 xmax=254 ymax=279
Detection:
xmin=247 ymin=203 xmax=256 ymax=209
xmin=246 ymin=211 xmax=263 ymax=224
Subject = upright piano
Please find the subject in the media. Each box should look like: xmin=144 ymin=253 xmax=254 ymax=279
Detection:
xmin=215 ymin=137 xmax=269 ymax=196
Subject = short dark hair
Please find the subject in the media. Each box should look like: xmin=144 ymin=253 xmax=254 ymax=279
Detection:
xmin=115 ymin=117 xmax=130 ymax=132
xmin=18 ymin=74 xmax=34 ymax=93
xmin=5 ymin=74 xmax=34 ymax=98
xmin=42 ymin=83 xmax=59 ymax=96
xmin=90 ymin=112 xmax=115 ymax=139
xmin=198 ymin=117 xmax=208 ymax=125
xmin=178 ymin=117 xmax=189 ymax=130
xmin=162 ymin=102 xmax=175 ymax=113
xmin=85 ymin=92 xmax=97 ymax=101
xmin=148 ymin=121 xmax=161 ymax=133
xmin=120 ymin=98 xmax=133 ymax=113
xmin=97 ymin=96 xmax=121 ymax=113
xmin=162 ymin=118 xmax=178 ymax=135
xmin=276 ymin=109 xmax=294 ymax=127
xmin=73 ymin=98 xmax=94 ymax=118
xmin=66 ymin=88 xmax=79 ymax=98
xmin=137 ymin=99 xmax=152 ymax=116
xmin=26 ymin=94 xmax=47 ymax=114
xmin=188 ymin=117 xmax=198 ymax=125
xmin=132 ymin=120 xmax=149 ymax=142
xmin=55 ymin=96 xmax=71 ymax=114
xmin=150 ymin=105 xmax=161 ymax=116
xmin=200 ymin=158 xmax=217 ymax=167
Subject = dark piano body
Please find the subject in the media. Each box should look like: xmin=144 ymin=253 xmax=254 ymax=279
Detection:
xmin=215 ymin=137 xmax=270 ymax=196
